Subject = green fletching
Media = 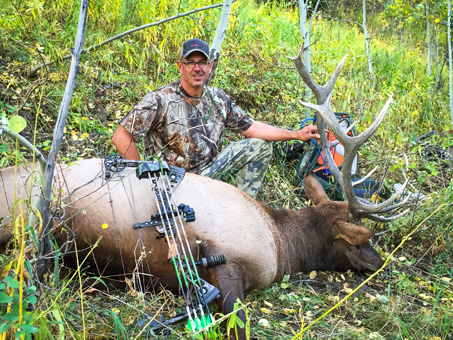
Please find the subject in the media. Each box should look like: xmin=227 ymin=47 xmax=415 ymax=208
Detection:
xmin=186 ymin=314 xmax=216 ymax=337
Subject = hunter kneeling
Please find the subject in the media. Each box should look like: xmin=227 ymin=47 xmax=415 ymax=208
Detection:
xmin=112 ymin=38 xmax=320 ymax=198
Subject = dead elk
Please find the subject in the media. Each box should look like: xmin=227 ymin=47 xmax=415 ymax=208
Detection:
xmin=0 ymin=159 xmax=383 ymax=332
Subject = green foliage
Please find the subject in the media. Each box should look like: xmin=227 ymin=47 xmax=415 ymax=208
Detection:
xmin=383 ymin=0 xmax=446 ymax=31
xmin=106 ymin=309 xmax=127 ymax=340
xmin=0 ymin=275 xmax=39 ymax=338
xmin=226 ymin=299 xmax=250 ymax=340
xmin=0 ymin=0 xmax=453 ymax=338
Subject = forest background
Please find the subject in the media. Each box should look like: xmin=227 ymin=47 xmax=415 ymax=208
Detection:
xmin=0 ymin=0 xmax=452 ymax=339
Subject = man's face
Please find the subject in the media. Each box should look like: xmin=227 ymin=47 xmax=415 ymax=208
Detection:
xmin=177 ymin=52 xmax=212 ymax=95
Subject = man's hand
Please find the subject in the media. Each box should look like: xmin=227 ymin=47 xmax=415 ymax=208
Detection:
xmin=294 ymin=124 xmax=320 ymax=142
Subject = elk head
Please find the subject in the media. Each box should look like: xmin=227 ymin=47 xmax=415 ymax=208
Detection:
xmin=304 ymin=172 xmax=384 ymax=272
xmin=290 ymin=48 xmax=411 ymax=222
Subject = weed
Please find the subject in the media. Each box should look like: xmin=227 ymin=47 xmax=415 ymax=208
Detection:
xmin=0 ymin=0 xmax=452 ymax=339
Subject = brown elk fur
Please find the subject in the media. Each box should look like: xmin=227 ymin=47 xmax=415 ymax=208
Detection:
xmin=0 ymin=158 xmax=383 ymax=337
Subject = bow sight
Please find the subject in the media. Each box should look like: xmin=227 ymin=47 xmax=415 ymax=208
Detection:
xmin=104 ymin=154 xmax=226 ymax=336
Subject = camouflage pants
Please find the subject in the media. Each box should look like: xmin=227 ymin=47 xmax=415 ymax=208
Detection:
xmin=199 ymin=138 xmax=273 ymax=198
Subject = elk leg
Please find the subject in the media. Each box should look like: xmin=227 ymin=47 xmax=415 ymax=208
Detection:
xmin=212 ymin=264 xmax=247 ymax=340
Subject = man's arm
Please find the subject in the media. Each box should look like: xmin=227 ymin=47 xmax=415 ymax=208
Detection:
xmin=112 ymin=125 xmax=141 ymax=160
xmin=241 ymin=121 xmax=320 ymax=142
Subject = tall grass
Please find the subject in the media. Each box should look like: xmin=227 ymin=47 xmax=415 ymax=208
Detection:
xmin=0 ymin=0 xmax=452 ymax=338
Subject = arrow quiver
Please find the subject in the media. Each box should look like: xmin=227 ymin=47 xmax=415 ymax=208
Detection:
xmin=104 ymin=155 xmax=226 ymax=336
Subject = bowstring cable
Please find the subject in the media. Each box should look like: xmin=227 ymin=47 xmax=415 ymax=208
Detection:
xmin=161 ymin=174 xmax=214 ymax=323
xmin=148 ymin=173 xmax=200 ymax=330
xmin=154 ymin=172 xmax=214 ymax=331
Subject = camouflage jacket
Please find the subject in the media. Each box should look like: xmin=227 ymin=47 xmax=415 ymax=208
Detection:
xmin=120 ymin=80 xmax=254 ymax=172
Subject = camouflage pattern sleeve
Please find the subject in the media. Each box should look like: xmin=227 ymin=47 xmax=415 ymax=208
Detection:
xmin=224 ymin=95 xmax=254 ymax=133
xmin=119 ymin=91 xmax=161 ymax=141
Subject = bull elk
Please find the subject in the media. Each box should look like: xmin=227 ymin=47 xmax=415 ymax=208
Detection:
xmin=0 ymin=159 xmax=384 ymax=337
xmin=0 ymin=52 xmax=408 ymax=338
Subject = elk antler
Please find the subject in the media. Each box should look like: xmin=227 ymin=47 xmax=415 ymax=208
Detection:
xmin=288 ymin=47 xmax=348 ymax=189
xmin=290 ymin=48 xmax=410 ymax=221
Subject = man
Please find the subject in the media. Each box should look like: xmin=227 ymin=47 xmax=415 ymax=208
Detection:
xmin=112 ymin=38 xmax=319 ymax=198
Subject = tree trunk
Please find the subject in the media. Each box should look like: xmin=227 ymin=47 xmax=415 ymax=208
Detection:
xmin=206 ymin=0 xmax=233 ymax=85
xmin=362 ymin=0 xmax=373 ymax=80
xmin=434 ymin=25 xmax=440 ymax=92
xmin=299 ymin=0 xmax=311 ymax=119
xmin=298 ymin=0 xmax=320 ymax=119
xmin=36 ymin=0 xmax=89 ymax=281
xmin=426 ymin=0 xmax=432 ymax=78
xmin=449 ymin=0 xmax=453 ymax=123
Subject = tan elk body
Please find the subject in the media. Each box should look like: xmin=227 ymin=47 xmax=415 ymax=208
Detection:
xmin=0 ymin=158 xmax=383 ymax=319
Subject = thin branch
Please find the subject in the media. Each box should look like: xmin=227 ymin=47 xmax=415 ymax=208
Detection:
xmin=308 ymin=0 xmax=322 ymax=30
xmin=320 ymin=14 xmax=363 ymax=28
xmin=29 ymin=3 xmax=224 ymax=77
xmin=370 ymin=22 xmax=400 ymax=39
xmin=249 ymin=44 xmax=296 ymax=69
xmin=0 ymin=126 xmax=47 ymax=171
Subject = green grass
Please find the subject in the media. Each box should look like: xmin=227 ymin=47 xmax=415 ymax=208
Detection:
xmin=0 ymin=0 xmax=453 ymax=338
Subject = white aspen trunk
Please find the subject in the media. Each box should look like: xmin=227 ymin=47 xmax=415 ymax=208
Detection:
xmin=434 ymin=25 xmax=440 ymax=92
xmin=209 ymin=0 xmax=232 ymax=60
xmin=363 ymin=0 xmax=373 ymax=79
xmin=449 ymin=0 xmax=453 ymax=123
xmin=37 ymin=0 xmax=89 ymax=280
xmin=299 ymin=0 xmax=312 ymax=119
xmin=426 ymin=0 xmax=432 ymax=77
xmin=206 ymin=0 xmax=233 ymax=85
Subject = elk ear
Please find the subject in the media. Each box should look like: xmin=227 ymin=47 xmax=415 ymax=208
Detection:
xmin=332 ymin=220 xmax=374 ymax=245
xmin=304 ymin=172 xmax=329 ymax=205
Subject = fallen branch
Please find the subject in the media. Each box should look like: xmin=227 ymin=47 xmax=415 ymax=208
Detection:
xmin=0 ymin=125 xmax=47 ymax=171
xmin=29 ymin=3 xmax=224 ymax=77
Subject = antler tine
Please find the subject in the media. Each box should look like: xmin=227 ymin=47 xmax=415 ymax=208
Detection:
xmin=290 ymin=51 xmax=349 ymax=103
xmin=355 ymin=185 xmax=412 ymax=215
xmin=363 ymin=208 xmax=411 ymax=222
xmin=300 ymin=89 xmax=410 ymax=217
xmin=299 ymin=94 xmax=343 ymax=187
xmin=323 ymin=53 xmax=349 ymax=98
xmin=352 ymin=95 xmax=394 ymax=148
xmin=352 ymin=166 xmax=378 ymax=186
xmin=375 ymin=193 xmax=413 ymax=213
xmin=302 ymin=94 xmax=393 ymax=157
xmin=348 ymin=176 xmax=411 ymax=214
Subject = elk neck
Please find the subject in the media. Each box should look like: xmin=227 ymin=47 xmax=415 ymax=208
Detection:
xmin=259 ymin=203 xmax=338 ymax=281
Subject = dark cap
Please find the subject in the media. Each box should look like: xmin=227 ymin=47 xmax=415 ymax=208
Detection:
xmin=180 ymin=39 xmax=210 ymax=59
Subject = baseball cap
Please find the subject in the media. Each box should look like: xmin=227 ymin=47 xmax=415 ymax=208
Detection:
xmin=180 ymin=39 xmax=210 ymax=59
